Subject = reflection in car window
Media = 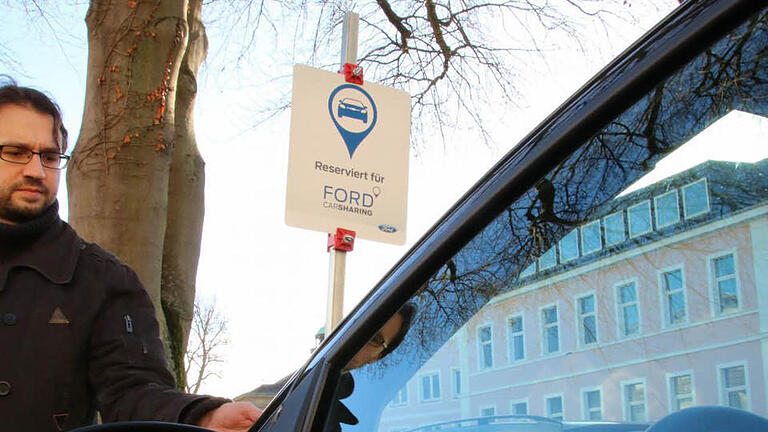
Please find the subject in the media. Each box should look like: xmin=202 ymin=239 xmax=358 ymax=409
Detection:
xmin=332 ymin=7 xmax=768 ymax=432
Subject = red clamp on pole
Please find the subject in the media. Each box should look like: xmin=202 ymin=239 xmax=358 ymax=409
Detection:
xmin=342 ymin=63 xmax=364 ymax=85
xmin=327 ymin=228 xmax=356 ymax=252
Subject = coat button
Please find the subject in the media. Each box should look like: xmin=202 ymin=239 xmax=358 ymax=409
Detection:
xmin=2 ymin=313 xmax=16 ymax=326
xmin=0 ymin=381 xmax=10 ymax=396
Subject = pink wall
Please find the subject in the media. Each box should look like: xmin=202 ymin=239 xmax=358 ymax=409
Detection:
xmin=379 ymin=214 xmax=768 ymax=432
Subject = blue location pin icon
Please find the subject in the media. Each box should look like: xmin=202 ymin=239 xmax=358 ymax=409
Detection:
xmin=328 ymin=84 xmax=378 ymax=158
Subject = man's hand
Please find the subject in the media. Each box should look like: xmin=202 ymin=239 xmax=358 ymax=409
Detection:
xmin=196 ymin=401 xmax=262 ymax=432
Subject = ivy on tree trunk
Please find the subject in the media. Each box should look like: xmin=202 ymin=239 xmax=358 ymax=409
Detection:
xmin=67 ymin=0 xmax=207 ymax=389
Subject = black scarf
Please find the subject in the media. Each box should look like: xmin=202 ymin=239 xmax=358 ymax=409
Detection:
xmin=0 ymin=201 xmax=60 ymax=254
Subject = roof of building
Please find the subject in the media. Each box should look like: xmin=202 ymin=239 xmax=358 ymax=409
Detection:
xmin=514 ymin=158 xmax=768 ymax=286
xmin=237 ymin=373 xmax=292 ymax=398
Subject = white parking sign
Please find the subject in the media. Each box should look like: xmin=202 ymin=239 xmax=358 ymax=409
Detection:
xmin=285 ymin=64 xmax=411 ymax=245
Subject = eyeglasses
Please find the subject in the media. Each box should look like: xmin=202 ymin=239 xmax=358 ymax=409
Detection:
xmin=0 ymin=145 xmax=70 ymax=169
xmin=367 ymin=332 xmax=388 ymax=350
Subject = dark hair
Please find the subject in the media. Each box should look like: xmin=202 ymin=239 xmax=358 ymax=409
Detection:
xmin=0 ymin=76 xmax=68 ymax=152
xmin=378 ymin=303 xmax=416 ymax=359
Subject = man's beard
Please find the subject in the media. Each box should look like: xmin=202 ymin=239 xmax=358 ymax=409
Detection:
xmin=0 ymin=179 xmax=53 ymax=224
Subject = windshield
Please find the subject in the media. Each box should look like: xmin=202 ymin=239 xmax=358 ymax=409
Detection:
xmin=329 ymin=6 xmax=768 ymax=432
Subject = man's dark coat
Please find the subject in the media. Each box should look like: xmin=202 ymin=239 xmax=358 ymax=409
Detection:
xmin=0 ymin=207 xmax=226 ymax=431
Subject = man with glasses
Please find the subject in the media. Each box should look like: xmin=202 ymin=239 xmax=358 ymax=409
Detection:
xmin=325 ymin=304 xmax=416 ymax=432
xmin=0 ymin=81 xmax=260 ymax=430
xmin=344 ymin=303 xmax=415 ymax=371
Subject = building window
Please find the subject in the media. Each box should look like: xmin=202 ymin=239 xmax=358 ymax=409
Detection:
xmin=541 ymin=305 xmax=559 ymax=355
xmin=583 ymin=389 xmax=602 ymax=420
xmin=420 ymin=372 xmax=441 ymax=402
xmin=451 ymin=368 xmax=462 ymax=398
xmin=390 ymin=384 xmax=408 ymax=406
xmin=623 ymin=381 xmax=647 ymax=422
xmin=581 ymin=220 xmax=602 ymax=255
xmin=559 ymin=230 xmax=579 ymax=262
xmin=604 ymin=212 xmax=626 ymax=246
xmin=577 ymin=294 xmax=598 ymax=346
xmin=478 ymin=325 xmax=494 ymax=369
xmin=669 ymin=373 xmax=693 ymax=412
xmin=654 ymin=190 xmax=680 ymax=228
xmin=661 ymin=269 xmax=686 ymax=326
xmin=617 ymin=282 xmax=640 ymax=337
xmin=712 ymin=253 xmax=739 ymax=314
xmin=539 ymin=246 xmax=557 ymax=270
xmin=682 ymin=178 xmax=709 ymax=218
xmin=628 ymin=201 xmax=652 ymax=237
xmin=508 ymin=315 xmax=525 ymax=362
xmin=720 ymin=365 xmax=749 ymax=410
xmin=520 ymin=262 xmax=536 ymax=278
xmin=510 ymin=401 xmax=528 ymax=415
xmin=480 ymin=406 xmax=496 ymax=418
xmin=546 ymin=395 xmax=564 ymax=421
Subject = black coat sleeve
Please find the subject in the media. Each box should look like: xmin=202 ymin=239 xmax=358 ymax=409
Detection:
xmin=87 ymin=259 xmax=229 ymax=423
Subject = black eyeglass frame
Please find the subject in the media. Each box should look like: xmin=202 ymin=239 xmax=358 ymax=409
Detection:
xmin=0 ymin=145 xmax=70 ymax=170
xmin=366 ymin=332 xmax=388 ymax=350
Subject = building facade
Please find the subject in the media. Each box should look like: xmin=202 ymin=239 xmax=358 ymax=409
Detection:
xmin=379 ymin=160 xmax=768 ymax=431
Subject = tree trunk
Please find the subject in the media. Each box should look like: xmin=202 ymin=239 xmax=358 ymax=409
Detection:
xmin=67 ymin=0 xmax=192 ymax=381
xmin=162 ymin=0 xmax=207 ymax=390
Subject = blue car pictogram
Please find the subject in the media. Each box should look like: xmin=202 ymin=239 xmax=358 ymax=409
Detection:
xmin=337 ymin=98 xmax=368 ymax=123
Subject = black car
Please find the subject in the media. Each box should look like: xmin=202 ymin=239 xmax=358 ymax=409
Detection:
xmin=76 ymin=0 xmax=768 ymax=431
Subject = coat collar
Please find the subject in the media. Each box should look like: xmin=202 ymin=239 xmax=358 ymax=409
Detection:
xmin=0 ymin=220 xmax=81 ymax=291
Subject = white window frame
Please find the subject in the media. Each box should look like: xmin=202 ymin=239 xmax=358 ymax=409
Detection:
xmin=654 ymin=189 xmax=680 ymax=228
xmin=451 ymin=368 xmax=462 ymax=398
xmin=479 ymin=405 xmax=497 ymax=418
xmin=390 ymin=382 xmax=409 ymax=407
xmin=603 ymin=211 xmax=626 ymax=246
xmin=615 ymin=279 xmax=642 ymax=338
xmin=477 ymin=323 xmax=494 ymax=370
xmin=659 ymin=266 xmax=688 ymax=327
xmin=666 ymin=370 xmax=695 ymax=412
xmin=545 ymin=393 xmax=565 ymax=421
xmin=628 ymin=200 xmax=653 ymax=238
xmin=575 ymin=291 xmax=598 ymax=347
xmin=717 ymin=361 xmax=750 ymax=410
xmin=708 ymin=250 xmax=741 ymax=316
xmin=621 ymin=378 xmax=647 ymax=422
xmin=682 ymin=178 xmax=710 ymax=219
xmin=507 ymin=314 xmax=525 ymax=363
xmin=418 ymin=371 xmax=441 ymax=403
xmin=510 ymin=399 xmax=529 ymax=416
xmin=540 ymin=303 xmax=560 ymax=355
xmin=580 ymin=220 xmax=602 ymax=255
xmin=580 ymin=386 xmax=603 ymax=421
xmin=539 ymin=246 xmax=557 ymax=270
xmin=559 ymin=229 xmax=580 ymax=263
xmin=520 ymin=261 xmax=536 ymax=278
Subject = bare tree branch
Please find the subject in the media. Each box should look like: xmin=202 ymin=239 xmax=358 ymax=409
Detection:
xmin=374 ymin=0 xmax=411 ymax=51
xmin=184 ymin=297 xmax=229 ymax=394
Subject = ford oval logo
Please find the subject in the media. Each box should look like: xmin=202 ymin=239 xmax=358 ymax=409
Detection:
xmin=378 ymin=224 xmax=397 ymax=233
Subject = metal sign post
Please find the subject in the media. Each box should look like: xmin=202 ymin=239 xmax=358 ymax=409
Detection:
xmin=326 ymin=247 xmax=346 ymax=333
xmin=325 ymin=12 xmax=360 ymax=335
xmin=340 ymin=12 xmax=358 ymax=68
xmin=326 ymin=228 xmax=355 ymax=333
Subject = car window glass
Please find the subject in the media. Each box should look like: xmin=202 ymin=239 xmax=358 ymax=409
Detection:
xmin=325 ymin=7 xmax=768 ymax=432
